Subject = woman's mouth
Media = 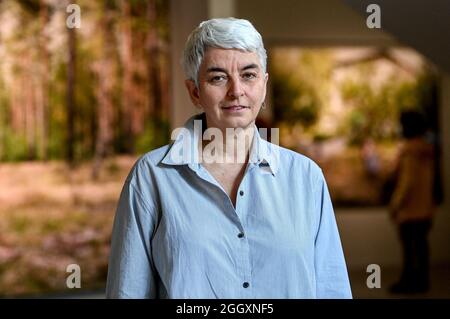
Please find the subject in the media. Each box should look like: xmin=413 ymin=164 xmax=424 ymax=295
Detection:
xmin=221 ymin=105 xmax=250 ymax=112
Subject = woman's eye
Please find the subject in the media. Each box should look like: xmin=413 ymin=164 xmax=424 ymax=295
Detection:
xmin=210 ymin=75 xmax=227 ymax=83
xmin=242 ymin=73 xmax=257 ymax=80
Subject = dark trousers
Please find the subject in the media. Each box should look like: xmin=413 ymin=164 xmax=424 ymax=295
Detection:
xmin=398 ymin=219 xmax=432 ymax=288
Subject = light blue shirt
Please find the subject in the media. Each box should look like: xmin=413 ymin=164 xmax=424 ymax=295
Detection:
xmin=106 ymin=113 xmax=352 ymax=299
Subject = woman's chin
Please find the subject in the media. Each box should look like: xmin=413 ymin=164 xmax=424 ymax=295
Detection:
xmin=205 ymin=112 xmax=256 ymax=131
xmin=220 ymin=117 xmax=254 ymax=130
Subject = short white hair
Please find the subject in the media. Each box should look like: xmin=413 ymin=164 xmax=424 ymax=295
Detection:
xmin=182 ymin=17 xmax=267 ymax=87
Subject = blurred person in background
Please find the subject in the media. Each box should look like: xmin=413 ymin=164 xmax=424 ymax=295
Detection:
xmin=389 ymin=110 xmax=436 ymax=294
xmin=361 ymin=137 xmax=381 ymax=179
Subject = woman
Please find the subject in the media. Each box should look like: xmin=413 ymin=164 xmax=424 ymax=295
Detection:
xmin=106 ymin=17 xmax=352 ymax=299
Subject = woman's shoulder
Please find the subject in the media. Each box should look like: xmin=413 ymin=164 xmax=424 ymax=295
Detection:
xmin=140 ymin=144 xmax=173 ymax=165
xmin=124 ymin=144 xmax=172 ymax=183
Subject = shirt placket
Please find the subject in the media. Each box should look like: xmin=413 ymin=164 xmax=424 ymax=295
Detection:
xmin=190 ymin=162 xmax=256 ymax=297
xmin=233 ymin=165 xmax=256 ymax=298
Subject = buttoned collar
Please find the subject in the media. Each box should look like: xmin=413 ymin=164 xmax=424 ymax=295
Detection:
xmin=161 ymin=113 xmax=279 ymax=175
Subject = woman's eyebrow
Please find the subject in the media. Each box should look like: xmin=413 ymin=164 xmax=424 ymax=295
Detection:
xmin=241 ymin=63 xmax=259 ymax=71
xmin=206 ymin=63 xmax=259 ymax=73
xmin=206 ymin=67 xmax=227 ymax=73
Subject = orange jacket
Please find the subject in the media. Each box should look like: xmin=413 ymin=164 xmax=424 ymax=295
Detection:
xmin=389 ymin=137 xmax=436 ymax=224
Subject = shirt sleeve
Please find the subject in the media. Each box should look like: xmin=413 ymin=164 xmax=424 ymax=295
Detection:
xmin=314 ymin=170 xmax=352 ymax=299
xmin=105 ymin=178 xmax=159 ymax=298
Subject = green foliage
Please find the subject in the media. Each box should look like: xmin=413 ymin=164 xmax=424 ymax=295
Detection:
xmin=270 ymin=48 xmax=437 ymax=149
xmin=1 ymin=129 xmax=29 ymax=161
xmin=339 ymin=68 xmax=423 ymax=145
xmin=135 ymin=118 xmax=170 ymax=155
xmin=272 ymin=69 xmax=321 ymax=129
xmin=313 ymin=132 xmax=332 ymax=143
xmin=74 ymin=47 xmax=98 ymax=161
xmin=48 ymin=62 xmax=67 ymax=160
xmin=271 ymin=50 xmax=332 ymax=131
xmin=9 ymin=214 xmax=32 ymax=233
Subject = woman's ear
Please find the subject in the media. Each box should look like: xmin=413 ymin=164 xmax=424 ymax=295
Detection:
xmin=185 ymin=79 xmax=202 ymax=109
xmin=262 ymin=73 xmax=269 ymax=101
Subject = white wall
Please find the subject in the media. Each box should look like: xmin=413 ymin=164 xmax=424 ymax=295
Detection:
xmin=169 ymin=0 xmax=208 ymax=129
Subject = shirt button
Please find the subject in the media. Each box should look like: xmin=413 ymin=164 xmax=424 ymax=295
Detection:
xmin=239 ymin=190 xmax=244 ymax=196
xmin=243 ymin=282 xmax=250 ymax=288
xmin=237 ymin=232 xmax=245 ymax=238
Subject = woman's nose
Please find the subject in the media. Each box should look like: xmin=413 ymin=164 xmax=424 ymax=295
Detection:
xmin=227 ymin=77 xmax=244 ymax=99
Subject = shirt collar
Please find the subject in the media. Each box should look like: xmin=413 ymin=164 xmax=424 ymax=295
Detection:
xmin=161 ymin=113 xmax=279 ymax=175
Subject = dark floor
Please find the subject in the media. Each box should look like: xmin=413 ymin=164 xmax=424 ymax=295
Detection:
xmin=349 ymin=265 xmax=450 ymax=298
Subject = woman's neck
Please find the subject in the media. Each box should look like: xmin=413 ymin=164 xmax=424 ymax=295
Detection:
xmin=200 ymin=125 xmax=255 ymax=165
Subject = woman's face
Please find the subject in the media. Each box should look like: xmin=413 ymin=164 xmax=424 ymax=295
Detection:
xmin=186 ymin=48 xmax=268 ymax=132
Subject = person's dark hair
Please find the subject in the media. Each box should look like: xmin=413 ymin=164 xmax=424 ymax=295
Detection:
xmin=400 ymin=110 xmax=427 ymax=139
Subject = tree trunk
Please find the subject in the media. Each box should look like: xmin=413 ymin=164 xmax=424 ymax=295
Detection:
xmin=39 ymin=0 xmax=50 ymax=160
xmin=147 ymin=0 xmax=158 ymax=118
xmin=66 ymin=26 xmax=76 ymax=165
xmin=159 ymin=46 xmax=170 ymax=121
xmin=147 ymin=0 xmax=169 ymax=122
xmin=120 ymin=0 xmax=134 ymax=153
xmin=92 ymin=1 xmax=116 ymax=180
